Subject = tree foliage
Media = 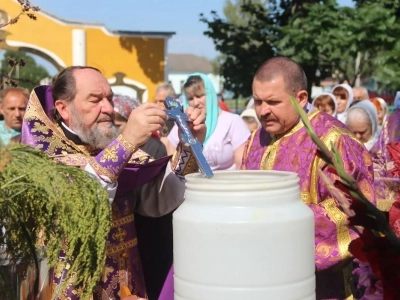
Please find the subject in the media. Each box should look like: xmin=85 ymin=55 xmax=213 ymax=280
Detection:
xmin=200 ymin=1 xmax=275 ymax=97
xmin=201 ymin=0 xmax=400 ymax=96
xmin=1 ymin=50 xmax=50 ymax=91
xmin=280 ymin=0 xmax=400 ymax=88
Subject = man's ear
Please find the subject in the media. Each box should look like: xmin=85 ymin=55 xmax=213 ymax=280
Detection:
xmin=0 ymin=103 xmax=4 ymax=115
xmin=54 ymin=100 xmax=70 ymax=122
xmin=296 ymin=90 xmax=309 ymax=108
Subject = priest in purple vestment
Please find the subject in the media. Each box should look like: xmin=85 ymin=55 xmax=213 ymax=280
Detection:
xmin=20 ymin=66 xmax=205 ymax=299
xmin=241 ymin=57 xmax=376 ymax=300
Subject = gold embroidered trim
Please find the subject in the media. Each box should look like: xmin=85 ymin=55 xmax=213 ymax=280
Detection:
xmin=130 ymin=149 xmax=154 ymax=164
xmin=245 ymin=130 xmax=258 ymax=159
xmin=111 ymin=214 xmax=135 ymax=228
xmin=106 ymin=238 xmax=138 ymax=256
xmin=260 ymin=109 xmax=320 ymax=170
xmin=118 ymin=252 xmax=128 ymax=287
xmin=100 ymin=143 xmax=120 ymax=163
xmin=24 ymin=92 xmax=96 ymax=156
xmin=321 ymin=198 xmax=352 ymax=261
xmin=377 ymin=199 xmax=396 ymax=212
xmin=89 ymin=158 xmax=118 ymax=183
xmin=301 ymin=192 xmax=313 ymax=204
xmin=171 ymin=142 xmax=199 ymax=177
xmin=312 ymin=127 xmax=364 ymax=205
xmin=261 ymin=136 xmax=279 ymax=170
xmin=52 ymin=154 xmax=90 ymax=167
xmin=117 ymin=134 xmax=139 ymax=154
xmin=182 ymin=155 xmax=198 ymax=176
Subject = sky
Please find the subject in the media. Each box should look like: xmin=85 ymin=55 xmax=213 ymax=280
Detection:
xmin=5 ymin=0 xmax=354 ymax=75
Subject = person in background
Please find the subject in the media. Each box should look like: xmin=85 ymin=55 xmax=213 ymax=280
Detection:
xmin=331 ymin=83 xmax=354 ymax=124
xmin=311 ymin=92 xmax=338 ymax=116
xmin=353 ymin=86 xmax=369 ymax=103
xmin=217 ymin=93 xmax=230 ymax=112
xmin=370 ymin=97 xmax=388 ymax=129
xmin=154 ymin=83 xmax=176 ymax=110
xmin=166 ymin=73 xmax=250 ymax=170
xmin=346 ymin=100 xmax=379 ymax=150
xmin=240 ymin=108 xmax=261 ymax=133
xmin=0 ymin=87 xmax=29 ymax=146
xmin=113 ymin=94 xmax=173 ymax=300
xmin=154 ymin=83 xmax=177 ymax=148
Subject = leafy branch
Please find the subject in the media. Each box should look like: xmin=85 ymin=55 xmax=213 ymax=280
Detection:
xmin=0 ymin=57 xmax=26 ymax=89
xmin=0 ymin=1 xmax=40 ymax=89
xmin=0 ymin=0 xmax=40 ymax=29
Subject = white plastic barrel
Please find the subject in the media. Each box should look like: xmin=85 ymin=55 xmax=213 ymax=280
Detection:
xmin=173 ymin=170 xmax=315 ymax=300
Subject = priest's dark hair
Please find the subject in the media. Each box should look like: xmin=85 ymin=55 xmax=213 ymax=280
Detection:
xmin=51 ymin=66 xmax=102 ymax=123
xmin=254 ymin=56 xmax=307 ymax=96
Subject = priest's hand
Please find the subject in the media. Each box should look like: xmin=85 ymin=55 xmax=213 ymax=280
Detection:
xmin=122 ymin=102 xmax=167 ymax=148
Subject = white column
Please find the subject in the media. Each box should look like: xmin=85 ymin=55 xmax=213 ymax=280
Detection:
xmin=72 ymin=29 xmax=86 ymax=66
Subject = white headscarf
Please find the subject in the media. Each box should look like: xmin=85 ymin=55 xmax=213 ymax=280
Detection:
xmin=331 ymin=83 xmax=354 ymax=124
xmin=240 ymin=108 xmax=261 ymax=127
xmin=374 ymin=97 xmax=388 ymax=127
xmin=246 ymin=98 xmax=254 ymax=109
xmin=311 ymin=92 xmax=338 ymax=117
xmin=347 ymin=100 xmax=379 ymax=150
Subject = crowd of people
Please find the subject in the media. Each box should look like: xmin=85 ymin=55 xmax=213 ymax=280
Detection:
xmin=0 ymin=56 xmax=399 ymax=300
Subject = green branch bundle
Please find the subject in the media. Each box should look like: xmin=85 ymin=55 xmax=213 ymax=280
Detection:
xmin=0 ymin=143 xmax=111 ymax=299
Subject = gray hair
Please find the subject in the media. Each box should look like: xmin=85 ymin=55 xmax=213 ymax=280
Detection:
xmin=0 ymin=87 xmax=29 ymax=104
xmin=156 ymin=83 xmax=176 ymax=98
xmin=353 ymin=86 xmax=369 ymax=100
xmin=52 ymin=66 xmax=101 ymax=122
xmin=346 ymin=107 xmax=371 ymax=125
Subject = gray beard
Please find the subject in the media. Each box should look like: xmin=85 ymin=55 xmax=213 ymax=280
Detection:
xmin=69 ymin=106 xmax=120 ymax=149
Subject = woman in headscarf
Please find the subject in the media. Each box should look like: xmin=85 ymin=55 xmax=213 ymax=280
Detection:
xmin=166 ymin=73 xmax=250 ymax=170
xmin=331 ymin=83 xmax=354 ymax=123
xmin=240 ymin=108 xmax=261 ymax=133
xmin=346 ymin=100 xmax=379 ymax=151
xmin=375 ymin=97 xmax=388 ymax=126
xmin=370 ymin=97 xmax=388 ymax=132
xmin=311 ymin=92 xmax=338 ymax=117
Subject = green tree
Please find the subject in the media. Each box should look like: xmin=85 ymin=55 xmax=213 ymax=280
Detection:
xmin=1 ymin=50 xmax=50 ymax=91
xmin=200 ymin=0 xmax=274 ymax=97
xmin=202 ymin=0 xmax=400 ymax=95
xmin=200 ymin=0 xmax=323 ymax=97
xmin=279 ymin=0 xmax=400 ymax=88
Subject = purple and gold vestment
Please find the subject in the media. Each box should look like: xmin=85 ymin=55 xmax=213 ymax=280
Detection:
xmin=370 ymin=109 xmax=400 ymax=212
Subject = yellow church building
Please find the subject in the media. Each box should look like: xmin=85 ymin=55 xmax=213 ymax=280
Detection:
xmin=0 ymin=0 xmax=174 ymax=102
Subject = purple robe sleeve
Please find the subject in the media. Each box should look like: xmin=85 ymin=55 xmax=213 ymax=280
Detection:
xmin=88 ymin=135 xmax=171 ymax=192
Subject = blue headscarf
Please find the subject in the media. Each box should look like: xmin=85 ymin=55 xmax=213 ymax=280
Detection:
xmin=181 ymin=72 xmax=220 ymax=145
xmin=394 ymin=91 xmax=400 ymax=109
